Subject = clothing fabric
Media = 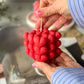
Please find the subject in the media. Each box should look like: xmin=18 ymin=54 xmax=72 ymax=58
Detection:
xmin=68 ymin=0 xmax=84 ymax=28
xmin=51 ymin=67 xmax=84 ymax=84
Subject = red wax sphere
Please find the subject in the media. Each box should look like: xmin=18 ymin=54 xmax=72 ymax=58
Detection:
xmin=29 ymin=50 xmax=34 ymax=58
xmin=31 ymin=30 xmax=36 ymax=34
xmin=34 ymin=46 xmax=40 ymax=54
xmin=35 ymin=54 xmax=41 ymax=61
xmin=49 ymin=52 xmax=55 ymax=59
xmin=40 ymin=46 xmax=48 ymax=54
xmin=23 ymin=32 xmax=28 ymax=40
xmin=23 ymin=29 xmax=62 ymax=62
xmin=24 ymin=40 xmax=28 ymax=47
xmin=28 ymin=44 xmax=33 ymax=50
xmin=41 ymin=55 xmax=48 ymax=62
xmin=42 ymin=33 xmax=48 ymax=38
xmin=40 ymin=37 xmax=47 ymax=46
xmin=50 ymin=43 xmax=56 ymax=51
xmin=49 ymin=30 xmax=55 ymax=35
xmin=55 ymin=32 xmax=61 ymax=39
xmin=56 ymin=48 xmax=62 ymax=56
xmin=48 ymin=34 xmax=55 ymax=43
xmin=56 ymin=40 xmax=61 ymax=47
xmin=34 ymin=35 xmax=40 ymax=45
xmin=43 ymin=28 xmax=49 ymax=33
xmin=25 ymin=48 xmax=29 ymax=55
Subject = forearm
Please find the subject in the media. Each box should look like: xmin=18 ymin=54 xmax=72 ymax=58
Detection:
xmin=51 ymin=67 xmax=84 ymax=84
xmin=68 ymin=0 xmax=84 ymax=28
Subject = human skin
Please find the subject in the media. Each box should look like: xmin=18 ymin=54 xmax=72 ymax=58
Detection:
xmin=35 ymin=0 xmax=72 ymax=31
xmin=32 ymin=52 xmax=82 ymax=82
xmin=0 ymin=64 xmax=3 ymax=73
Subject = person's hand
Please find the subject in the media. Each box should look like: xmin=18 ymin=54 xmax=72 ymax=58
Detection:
xmin=35 ymin=0 xmax=72 ymax=31
xmin=0 ymin=64 xmax=3 ymax=73
xmin=32 ymin=52 xmax=82 ymax=82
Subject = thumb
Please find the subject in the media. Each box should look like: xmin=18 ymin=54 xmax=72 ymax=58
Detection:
xmin=36 ymin=5 xmax=56 ymax=17
xmin=32 ymin=62 xmax=55 ymax=76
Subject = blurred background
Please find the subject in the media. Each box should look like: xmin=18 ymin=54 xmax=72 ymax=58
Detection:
xmin=0 ymin=0 xmax=84 ymax=84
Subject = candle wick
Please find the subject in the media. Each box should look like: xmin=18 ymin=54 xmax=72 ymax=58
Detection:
xmin=40 ymin=17 xmax=42 ymax=32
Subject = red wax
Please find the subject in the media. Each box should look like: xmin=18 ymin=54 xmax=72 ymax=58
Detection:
xmin=23 ymin=29 xmax=62 ymax=62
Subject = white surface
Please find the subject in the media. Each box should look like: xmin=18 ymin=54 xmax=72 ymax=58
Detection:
xmin=60 ymin=37 xmax=77 ymax=47
xmin=10 ymin=79 xmax=26 ymax=84
xmin=0 ymin=0 xmax=3 ymax=2
xmin=81 ymin=54 xmax=84 ymax=60
xmin=26 ymin=12 xmax=36 ymax=29
xmin=0 ymin=78 xmax=7 ymax=84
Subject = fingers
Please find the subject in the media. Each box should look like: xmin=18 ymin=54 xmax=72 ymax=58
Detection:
xmin=32 ymin=62 xmax=56 ymax=82
xmin=64 ymin=60 xmax=82 ymax=67
xmin=35 ymin=19 xmax=41 ymax=29
xmin=35 ymin=18 xmax=48 ymax=29
xmin=40 ymin=0 xmax=55 ymax=8
xmin=35 ymin=14 xmax=60 ymax=29
xmin=44 ymin=14 xmax=60 ymax=28
xmin=63 ymin=14 xmax=72 ymax=19
xmin=38 ymin=5 xmax=56 ymax=17
xmin=33 ymin=62 xmax=55 ymax=75
xmin=55 ymin=55 xmax=65 ymax=66
xmin=48 ymin=0 xmax=56 ymax=4
xmin=55 ymin=52 xmax=82 ymax=67
xmin=39 ymin=0 xmax=48 ymax=8
xmin=60 ymin=52 xmax=74 ymax=62
xmin=60 ymin=53 xmax=82 ymax=67
xmin=38 ymin=0 xmax=57 ymax=17
xmin=54 ymin=52 xmax=74 ymax=66
xmin=51 ymin=16 xmax=67 ymax=31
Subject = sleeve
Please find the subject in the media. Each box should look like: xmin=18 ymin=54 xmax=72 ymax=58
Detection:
xmin=51 ymin=67 xmax=84 ymax=84
xmin=68 ymin=0 xmax=84 ymax=29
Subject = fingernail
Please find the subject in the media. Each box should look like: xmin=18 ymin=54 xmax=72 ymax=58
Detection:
xmin=54 ymin=16 xmax=62 ymax=25
xmin=54 ymin=20 xmax=58 ymax=24
xmin=36 ymin=10 xmax=42 ymax=15
xmin=32 ymin=63 xmax=38 ymax=68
